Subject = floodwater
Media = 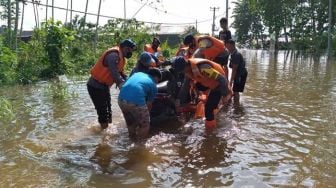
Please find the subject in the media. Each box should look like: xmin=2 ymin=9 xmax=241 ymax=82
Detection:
xmin=0 ymin=50 xmax=335 ymax=187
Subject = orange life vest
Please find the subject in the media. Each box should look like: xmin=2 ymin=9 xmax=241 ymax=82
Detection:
xmin=195 ymin=35 xmax=225 ymax=60
xmin=90 ymin=47 xmax=125 ymax=86
xmin=186 ymin=58 xmax=225 ymax=89
xmin=144 ymin=44 xmax=161 ymax=54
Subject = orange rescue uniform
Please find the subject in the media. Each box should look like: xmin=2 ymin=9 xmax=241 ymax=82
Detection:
xmin=90 ymin=47 xmax=125 ymax=86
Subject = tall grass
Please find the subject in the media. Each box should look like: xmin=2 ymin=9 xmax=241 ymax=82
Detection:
xmin=0 ymin=97 xmax=15 ymax=122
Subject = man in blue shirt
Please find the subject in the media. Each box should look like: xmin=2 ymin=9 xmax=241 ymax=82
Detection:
xmin=118 ymin=68 xmax=162 ymax=140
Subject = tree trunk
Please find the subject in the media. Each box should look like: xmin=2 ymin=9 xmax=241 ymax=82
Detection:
xmin=7 ymin=0 xmax=12 ymax=48
xmin=70 ymin=0 xmax=73 ymax=28
xmin=283 ymin=14 xmax=288 ymax=44
xmin=52 ymin=0 xmax=54 ymax=21
xmin=311 ymin=0 xmax=316 ymax=36
xmin=14 ymin=0 xmax=19 ymax=50
xmin=70 ymin=0 xmax=72 ymax=25
xmin=32 ymin=0 xmax=38 ymax=27
xmin=35 ymin=1 xmax=40 ymax=27
xmin=20 ymin=1 xmax=25 ymax=38
xmin=65 ymin=0 xmax=69 ymax=24
xmin=327 ymin=0 xmax=332 ymax=56
xmin=94 ymin=0 xmax=102 ymax=52
xmin=83 ymin=0 xmax=89 ymax=30
xmin=46 ymin=0 xmax=48 ymax=21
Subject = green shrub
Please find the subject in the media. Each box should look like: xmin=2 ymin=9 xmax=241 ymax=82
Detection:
xmin=0 ymin=37 xmax=17 ymax=85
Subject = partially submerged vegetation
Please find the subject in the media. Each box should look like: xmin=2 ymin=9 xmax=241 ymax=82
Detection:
xmin=0 ymin=97 xmax=14 ymax=121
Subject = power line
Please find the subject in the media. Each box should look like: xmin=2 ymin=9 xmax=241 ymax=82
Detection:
xmin=24 ymin=0 xmax=221 ymax=26
xmin=130 ymin=0 xmax=197 ymax=20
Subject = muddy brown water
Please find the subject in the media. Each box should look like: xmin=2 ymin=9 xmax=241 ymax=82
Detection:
xmin=0 ymin=50 xmax=335 ymax=187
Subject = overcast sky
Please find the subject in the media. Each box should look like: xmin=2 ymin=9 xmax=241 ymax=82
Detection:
xmin=1 ymin=0 xmax=236 ymax=35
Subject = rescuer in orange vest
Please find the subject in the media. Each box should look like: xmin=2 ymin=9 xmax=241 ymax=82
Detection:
xmin=144 ymin=37 xmax=164 ymax=65
xmin=183 ymin=34 xmax=230 ymax=78
xmin=182 ymin=34 xmax=199 ymax=59
xmin=172 ymin=57 xmax=230 ymax=129
xmin=87 ymin=39 xmax=137 ymax=130
xmin=144 ymin=37 xmax=161 ymax=54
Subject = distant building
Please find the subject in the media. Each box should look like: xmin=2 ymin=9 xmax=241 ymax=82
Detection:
xmin=20 ymin=30 xmax=33 ymax=42
xmin=0 ymin=25 xmax=7 ymax=35
xmin=152 ymin=25 xmax=211 ymax=48
xmin=0 ymin=26 xmax=33 ymax=42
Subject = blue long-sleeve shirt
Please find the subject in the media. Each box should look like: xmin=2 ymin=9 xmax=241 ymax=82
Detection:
xmin=118 ymin=72 xmax=157 ymax=106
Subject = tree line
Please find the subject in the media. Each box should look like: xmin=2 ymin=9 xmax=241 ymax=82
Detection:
xmin=231 ymin=0 xmax=335 ymax=55
xmin=0 ymin=0 xmax=335 ymax=85
xmin=0 ymin=0 xmax=180 ymax=85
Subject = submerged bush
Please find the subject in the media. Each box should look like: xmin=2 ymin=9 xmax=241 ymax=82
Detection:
xmin=0 ymin=97 xmax=15 ymax=121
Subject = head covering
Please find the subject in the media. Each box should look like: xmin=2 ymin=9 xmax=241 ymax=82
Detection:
xmin=153 ymin=37 xmax=161 ymax=45
xmin=183 ymin=34 xmax=195 ymax=45
xmin=172 ymin=56 xmax=188 ymax=73
xmin=120 ymin=39 xmax=137 ymax=50
xmin=139 ymin=52 xmax=156 ymax=66
xmin=147 ymin=67 xmax=162 ymax=81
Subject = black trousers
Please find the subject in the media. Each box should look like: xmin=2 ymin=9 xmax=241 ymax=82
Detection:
xmin=87 ymin=84 xmax=112 ymax=124
xmin=233 ymin=68 xmax=248 ymax=92
xmin=204 ymin=89 xmax=221 ymax=121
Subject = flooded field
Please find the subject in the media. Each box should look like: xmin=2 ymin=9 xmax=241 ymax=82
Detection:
xmin=0 ymin=50 xmax=335 ymax=187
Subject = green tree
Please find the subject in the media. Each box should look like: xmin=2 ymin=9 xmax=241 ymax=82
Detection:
xmin=43 ymin=20 xmax=74 ymax=77
xmin=0 ymin=36 xmax=16 ymax=84
xmin=231 ymin=0 xmax=254 ymax=44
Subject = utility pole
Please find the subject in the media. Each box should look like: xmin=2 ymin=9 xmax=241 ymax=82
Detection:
xmin=94 ymin=0 xmax=102 ymax=52
xmin=226 ymin=0 xmax=229 ymax=21
xmin=52 ymin=0 xmax=54 ymax=21
xmin=46 ymin=0 xmax=48 ymax=21
xmin=124 ymin=0 xmax=126 ymax=20
xmin=70 ymin=0 xmax=73 ymax=28
xmin=195 ymin=19 xmax=198 ymax=31
xmin=210 ymin=7 xmax=219 ymax=36
xmin=83 ymin=0 xmax=89 ymax=26
xmin=65 ymin=0 xmax=69 ymax=24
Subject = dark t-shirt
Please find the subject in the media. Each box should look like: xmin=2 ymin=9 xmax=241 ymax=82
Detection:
xmin=219 ymin=30 xmax=232 ymax=43
xmin=229 ymin=49 xmax=246 ymax=78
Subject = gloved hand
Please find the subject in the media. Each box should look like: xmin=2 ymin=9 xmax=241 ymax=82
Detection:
xmin=120 ymin=72 xmax=128 ymax=80
xmin=117 ymin=82 xmax=124 ymax=89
